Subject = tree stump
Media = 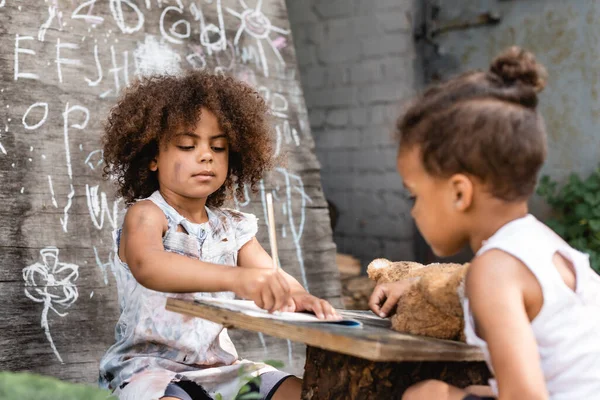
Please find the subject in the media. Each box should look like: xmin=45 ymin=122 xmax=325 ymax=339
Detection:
xmin=302 ymin=346 xmax=491 ymax=400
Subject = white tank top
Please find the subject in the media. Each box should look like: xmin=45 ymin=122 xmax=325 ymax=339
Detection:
xmin=462 ymin=214 xmax=600 ymax=399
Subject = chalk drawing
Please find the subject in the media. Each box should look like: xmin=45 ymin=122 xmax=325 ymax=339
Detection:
xmin=271 ymin=93 xmax=288 ymax=118
xmin=256 ymin=169 xmax=311 ymax=290
xmin=194 ymin=0 xmax=227 ymax=55
xmin=213 ymin=39 xmax=236 ymax=75
xmin=186 ymin=51 xmax=207 ymax=71
xmin=14 ymin=34 xmax=39 ymax=80
xmin=93 ymin=246 xmax=117 ymax=285
xmin=274 ymin=120 xmax=299 ymax=156
xmin=257 ymin=86 xmax=289 ymax=118
xmin=86 ymin=184 xmax=122 ymax=231
xmin=227 ymin=0 xmax=289 ymax=77
xmin=110 ymin=0 xmax=144 ymax=35
xmin=56 ymin=38 xmax=82 ymax=84
xmin=277 ymin=168 xmax=310 ymax=290
xmin=160 ymin=5 xmax=190 ymax=44
xmin=63 ymin=103 xmax=90 ymax=179
xmin=271 ymin=36 xmax=286 ymax=50
xmin=257 ymin=332 xmax=267 ymax=354
xmin=60 ymin=103 xmax=89 ymax=232
xmin=84 ymin=149 xmax=103 ymax=170
xmin=23 ymin=247 xmax=79 ymax=363
xmin=0 ymin=0 xmax=5 ymax=8
xmin=22 ymin=102 xmax=49 ymax=130
xmin=85 ymin=44 xmax=103 ymax=86
xmin=0 ymin=142 xmax=6 ymax=155
xmin=71 ymin=0 xmax=104 ymax=25
xmin=234 ymin=65 xmax=258 ymax=87
xmin=60 ymin=185 xmax=75 ymax=232
xmin=240 ymin=45 xmax=261 ymax=69
xmin=38 ymin=6 xmax=57 ymax=42
xmin=109 ymin=45 xmax=129 ymax=93
xmin=134 ymin=35 xmax=181 ymax=77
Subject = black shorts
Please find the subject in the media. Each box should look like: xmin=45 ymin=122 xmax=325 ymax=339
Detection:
xmin=161 ymin=371 xmax=294 ymax=400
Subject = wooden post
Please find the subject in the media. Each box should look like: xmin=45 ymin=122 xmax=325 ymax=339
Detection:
xmin=302 ymin=346 xmax=491 ymax=400
xmin=0 ymin=0 xmax=340 ymax=381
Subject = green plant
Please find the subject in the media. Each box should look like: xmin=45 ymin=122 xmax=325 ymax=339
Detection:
xmin=0 ymin=371 xmax=115 ymax=400
xmin=216 ymin=360 xmax=287 ymax=400
xmin=537 ymin=169 xmax=600 ymax=273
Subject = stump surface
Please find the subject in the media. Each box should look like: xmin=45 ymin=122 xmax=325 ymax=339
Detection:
xmin=302 ymin=347 xmax=491 ymax=400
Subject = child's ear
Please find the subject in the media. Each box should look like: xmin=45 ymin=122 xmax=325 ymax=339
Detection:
xmin=449 ymin=174 xmax=473 ymax=211
xmin=149 ymin=159 xmax=158 ymax=171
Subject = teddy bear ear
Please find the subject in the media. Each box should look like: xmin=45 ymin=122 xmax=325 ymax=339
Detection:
xmin=366 ymin=258 xmax=391 ymax=281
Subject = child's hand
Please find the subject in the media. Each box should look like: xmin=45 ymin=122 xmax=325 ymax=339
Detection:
xmin=233 ymin=268 xmax=292 ymax=313
xmin=285 ymin=293 xmax=341 ymax=320
xmin=369 ymin=279 xmax=416 ymax=318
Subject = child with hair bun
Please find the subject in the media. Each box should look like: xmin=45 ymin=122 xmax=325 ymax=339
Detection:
xmin=369 ymin=47 xmax=600 ymax=400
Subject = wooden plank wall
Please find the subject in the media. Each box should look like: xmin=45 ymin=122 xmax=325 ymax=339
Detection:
xmin=0 ymin=0 xmax=341 ymax=382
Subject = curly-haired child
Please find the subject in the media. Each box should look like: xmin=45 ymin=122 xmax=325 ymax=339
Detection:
xmin=369 ymin=47 xmax=600 ymax=399
xmin=98 ymin=71 xmax=340 ymax=400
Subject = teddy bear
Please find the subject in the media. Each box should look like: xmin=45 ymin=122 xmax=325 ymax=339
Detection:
xmin=367 ymin=258 xmax=469 ymax=342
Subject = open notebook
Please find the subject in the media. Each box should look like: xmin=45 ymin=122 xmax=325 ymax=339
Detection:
xmin=194 ymin=297 xmax=363 ymax=327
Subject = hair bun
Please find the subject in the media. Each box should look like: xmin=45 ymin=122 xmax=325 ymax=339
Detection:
xmin=490 ymin=46 xmax=547 ymax=92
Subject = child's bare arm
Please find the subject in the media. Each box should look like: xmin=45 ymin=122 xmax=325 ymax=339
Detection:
xmin=237 ymin=237 xmax=305 ymax=292
xmin=121 ymin=201 xmax=291 ymax=311
xmin=467 ymin=250 xmax=548 ymax=400
xmin=237 ymin=237 xmax=340 ymax=320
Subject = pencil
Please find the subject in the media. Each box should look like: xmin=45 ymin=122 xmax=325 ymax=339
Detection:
xmin=265 ymin=193 xmax=279 ymax=271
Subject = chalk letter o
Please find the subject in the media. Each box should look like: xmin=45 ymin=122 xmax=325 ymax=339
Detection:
xmin=22 ymin=102 xmax=49 ymax=130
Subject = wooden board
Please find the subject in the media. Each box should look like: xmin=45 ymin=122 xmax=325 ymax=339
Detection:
xmin=0 ymin=0 xmax=340 ymax=382
xmin=166 ymin=298 xmax=485 ymax=362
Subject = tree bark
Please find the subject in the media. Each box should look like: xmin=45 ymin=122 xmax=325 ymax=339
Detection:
xmin=302 ymin=346 xmax=491 ymax=400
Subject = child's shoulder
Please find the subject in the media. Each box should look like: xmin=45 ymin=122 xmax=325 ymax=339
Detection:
xmin=466 ymin=249 xmax=529 ymax=297
xmin=123 ymin=199 xmax=168 ymax=230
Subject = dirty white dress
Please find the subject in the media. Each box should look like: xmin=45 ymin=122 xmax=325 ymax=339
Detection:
xmin=99 ymin=191 xmax=289 ymax=399
xmin=461 ymin=214 xmax=600 ymax=399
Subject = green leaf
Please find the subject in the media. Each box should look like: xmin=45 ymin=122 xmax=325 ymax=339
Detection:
xmin=215 ymin=394 xmax=223 ymax=400
xmin=574 ymin=203 xmax=591 ymax=218
xmin=0 ymin=372 xmax=116 ymax=400
xmin=263 ymin=359 xmax=285 ymax=369
xmin=537 ymin=167 xmax=600 ymax=274
xmin=590 ymin=219 xmax=600 ymax=232
xmin=584 ymin=192 xmax=597 ymax=205
xmin=236 ymin=393 xmax=264 ymax=400
xmin=569 ymin=173 xmax=582 ymax=187
xmin=237 ymin=385 xmax=251 ymax=395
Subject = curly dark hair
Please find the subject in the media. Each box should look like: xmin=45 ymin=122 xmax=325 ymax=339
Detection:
xmin=397 ymin=46 xmax=548 ymax=201
xmin=102 ymin=71 xmax=274 ymax=207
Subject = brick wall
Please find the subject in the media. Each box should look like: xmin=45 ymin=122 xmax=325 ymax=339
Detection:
xmin=286 ymin=0 xmax=423 ymax=267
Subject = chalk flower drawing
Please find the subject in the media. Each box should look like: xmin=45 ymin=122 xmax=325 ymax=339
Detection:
xmin=23 ymin=247 xmax=79 ymax=363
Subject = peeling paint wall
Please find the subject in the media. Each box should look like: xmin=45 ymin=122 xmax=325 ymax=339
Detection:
xmin=424 ymin=0 xmax=600 ymax=216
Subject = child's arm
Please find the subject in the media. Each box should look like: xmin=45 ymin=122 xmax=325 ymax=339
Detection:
xmin=121 ymin=201 xmax=292 ymax=312
xmin=466 ymin=250 xmax=549 ymax=400
xmin=237 ymin=237 xmax=340 ymax=320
